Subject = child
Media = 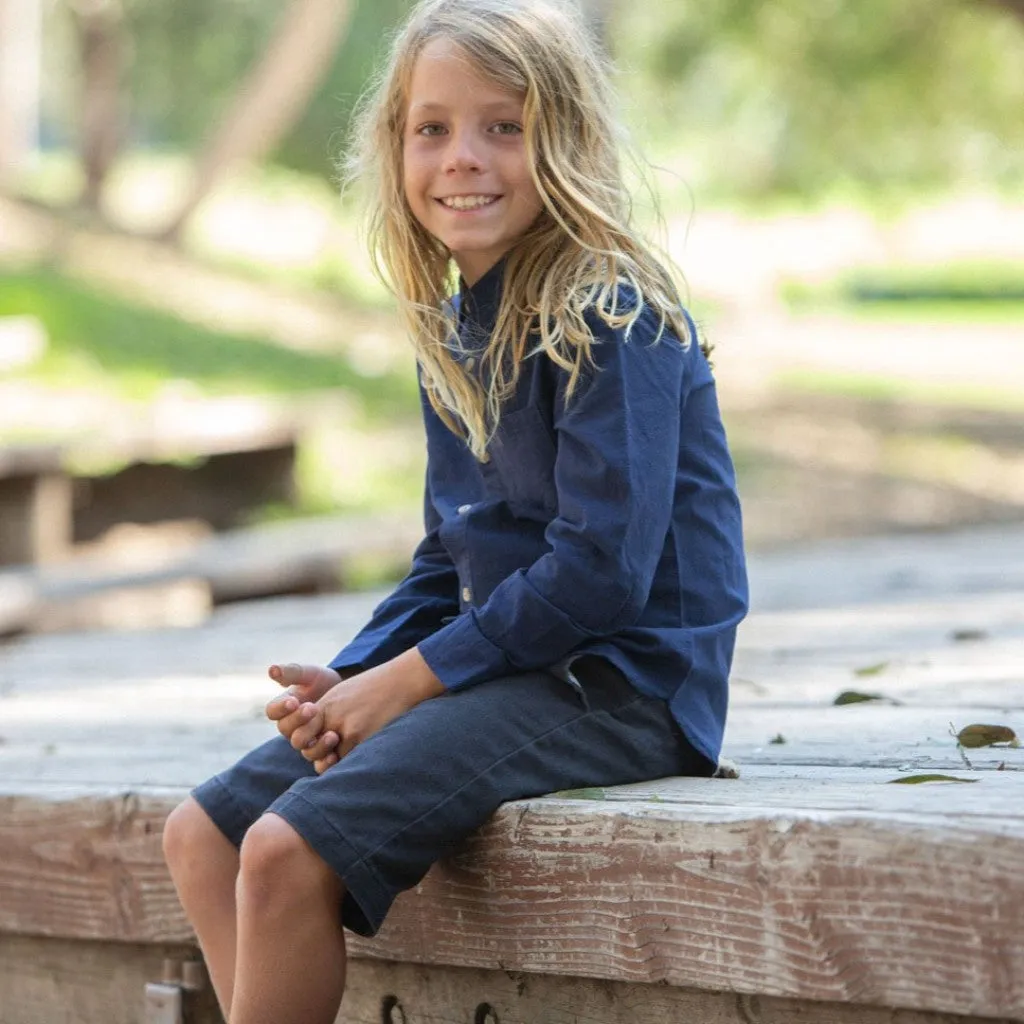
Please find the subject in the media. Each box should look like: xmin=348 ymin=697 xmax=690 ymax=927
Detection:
xmin=162 ymin=1 xmax=748 ymax=1021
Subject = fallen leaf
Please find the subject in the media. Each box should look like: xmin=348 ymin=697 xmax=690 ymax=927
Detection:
xmin=956 ymin=724 xmax=1020 ymax=749
xmin=554 ymin=787 xmax=606 ymax=800
xmin=950 ymin=628 xmax=989 ymax=643
xmin=888 ymin=774 xmax=978 ymax=785
xmin=834 ymin=690 xmax=899 ymax=706
xmin=769 ymin=733 xmax=787 ymax=745
xmin=853 ymin=661 xmax=889 ymax=677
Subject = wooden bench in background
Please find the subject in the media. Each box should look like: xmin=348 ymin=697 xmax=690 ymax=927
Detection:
xmin=1 ymin=529 xmax=1022 ymax=1023
xmin=0 ymin=422 xmax=300 ymax=569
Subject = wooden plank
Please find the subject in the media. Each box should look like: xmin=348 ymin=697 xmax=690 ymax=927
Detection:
xmin=0 ymin=569 xmax=36 ymax=635
xmin=0 ymin=782 xmax=1022 ymax=1019
xmin=2 ymin=937 xmax=1007 ymax=1024
xmin=723 ymin=704 xmax=1024 ymax=770
xmin=0 ymin=470 xmax=72 ymax=566
xmin=339 ymin=958 xmax=1019 ymax=1024
xmin=749 ymin=524 xmax=1024 ymax=612
xmin=0 ymin=936 xmax=222 ymax=1024
xmin=0 ymin=589 xmax=1022 ymax=783
xmin=0 ymin=511 xmax=420 ymax=634
xmin=73 ymin=442 xmax=298 ymax=542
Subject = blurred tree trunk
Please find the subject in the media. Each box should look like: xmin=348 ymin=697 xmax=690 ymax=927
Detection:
xmin=68 ymin=0 xmax=126 ymax=213
xmin=160 ymin=0 xmax=355 ymax=243
xmin=0 ymin=0 xmax=42 ymax=193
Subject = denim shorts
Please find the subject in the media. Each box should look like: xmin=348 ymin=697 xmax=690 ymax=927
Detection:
xmin=191 ymin=656 xmax=711 ymax=937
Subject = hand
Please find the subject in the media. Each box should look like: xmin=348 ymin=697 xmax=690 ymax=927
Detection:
xmin=265 ymin=663 xmax=343 ymax=753
xmin=299 ymin=649 xmax=445 ymax=774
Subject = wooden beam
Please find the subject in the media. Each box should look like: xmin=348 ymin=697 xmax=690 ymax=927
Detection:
xmin=2 ymin=935 xmax=1002 ymax=1024
xmin=0 ymin=936 xmax=221 ymax=1024
xmin=0 ymin=782 xmax=1022 ymax=1019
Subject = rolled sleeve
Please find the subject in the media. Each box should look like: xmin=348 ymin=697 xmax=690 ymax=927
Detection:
xmin=418 ymin=305 xmax=688 ymax=690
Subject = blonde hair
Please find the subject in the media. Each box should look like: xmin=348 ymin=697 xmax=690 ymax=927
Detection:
xmin=344 ymin=0 xmax=699 ymax=460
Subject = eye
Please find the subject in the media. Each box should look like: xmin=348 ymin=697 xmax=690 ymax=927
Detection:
xmin=416 ymin=123 xmax=447 ymax=137
xmin=490 ymin=121 xmax=523 ymax=136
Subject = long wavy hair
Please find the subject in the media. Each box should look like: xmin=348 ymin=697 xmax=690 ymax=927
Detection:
xmin=344 ymin=0 xmax=700 ymax=460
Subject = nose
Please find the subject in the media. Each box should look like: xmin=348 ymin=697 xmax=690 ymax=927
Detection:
xmin=442 ymin=128 xmax=483 ymax=174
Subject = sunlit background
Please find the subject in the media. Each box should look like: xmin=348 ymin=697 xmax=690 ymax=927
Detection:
xmin=1 ymin=0 xmax=1023 ymax=633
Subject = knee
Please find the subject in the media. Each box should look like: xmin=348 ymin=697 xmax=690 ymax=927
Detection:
xmin=162 ymin=796 xmax=224 ymax=876
xmin=238 ymin=814 xmax=342 ymax=907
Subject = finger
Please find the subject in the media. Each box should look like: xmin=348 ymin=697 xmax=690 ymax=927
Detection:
xmin=269 ymin=663 xmax=337 ymax=694
xmin=266 ymin=693 xmax=299 ymax=721
xmin=289 ymin=704 xmax=324 ymax=751
xmin=301 ymin=731 xmax=339 ymax=762
xmin=315 ymin=752 xmax=339 ymax=774
xmin=271 ymin=700 xmax=312 ymax=735
xmin=337 ymin=730 xmax=361 ymax=761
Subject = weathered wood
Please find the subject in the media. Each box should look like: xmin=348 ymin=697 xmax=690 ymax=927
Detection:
xmin=340 ymin=958 xmax=1019 ymax=1024
xmin=0 ymin=422 xmax=304 ymax=570
xmin=749 ymin=524 xmax=1024 ymax=612
xmin=3 ymin=587 xmax=1021 ymax=782
xmin=0 ymin=468 xmax=72 ymax=566
xmin=2 ymin=540 xmax=1024 ymax=1019
xmin=0 ymin=511 xmax=420 ymax=634
xmin=2 ymin=937 xmax=1008 ymax=1024
xmin=0 ymin=780 xmax=1021 ymax=1019
xmin=0 ymin=569 xmax=36 ymax=635
xmin=73 ymin=442 xmax=298 ymax=542
xmin=0 ymin=935 xmax=222 ymax=1024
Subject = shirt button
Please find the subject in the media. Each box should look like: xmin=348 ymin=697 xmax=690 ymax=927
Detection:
xmin=457 ymin=504 xmax=472 ymax=515
xmin=461 ymin=586 xmax=472 ymax=603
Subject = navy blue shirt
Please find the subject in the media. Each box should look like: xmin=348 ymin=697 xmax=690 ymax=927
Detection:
xmin=330 ymin=260 xmax=748 ymax=767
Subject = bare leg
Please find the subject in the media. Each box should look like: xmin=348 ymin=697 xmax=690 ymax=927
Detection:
xmin=162 ymin=796 xmax=241 ymax=1017
xmin=229 ymin=813 xmax=348 ymax=1024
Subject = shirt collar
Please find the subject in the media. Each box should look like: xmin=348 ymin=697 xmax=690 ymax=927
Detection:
xmin=458 ymin=258 xmax=505 ymax=334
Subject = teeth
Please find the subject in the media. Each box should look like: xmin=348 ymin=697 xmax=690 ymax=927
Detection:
xmin=441 ymin=195 xmax=497 ymax=210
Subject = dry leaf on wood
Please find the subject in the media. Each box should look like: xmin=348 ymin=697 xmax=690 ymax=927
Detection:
xmin=833 ymin=690 xmax=900 ymax=706
xmin=888 ymin=774 xmax=979 ymax=785
xmin=950 ymin=628 xmax=989 ymax=643
xmin=956 ymin=724 xmax=1020 ymax=749
xmin=853 ymin=661 xmax=890 ymax=677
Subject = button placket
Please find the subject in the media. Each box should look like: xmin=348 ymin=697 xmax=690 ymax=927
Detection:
xmin=457 ymin=501 xmax=474 ymax=608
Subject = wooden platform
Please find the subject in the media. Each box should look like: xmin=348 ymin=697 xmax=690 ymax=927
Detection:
xmin=0 ymin=529 xmax=1022 ymax=1023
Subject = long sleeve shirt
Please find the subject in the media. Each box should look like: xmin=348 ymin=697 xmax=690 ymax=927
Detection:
xmin=329 ymin=260 xmax=748 ymax=768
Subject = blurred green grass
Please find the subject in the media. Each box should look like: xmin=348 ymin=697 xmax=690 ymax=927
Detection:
xmin=778 ymin=368 xmax=1024 ymax=412
xmin=782 ymin=260 xmax=1024 ymax=321
xmin=0 ymin=268 xmax=418 ymax=418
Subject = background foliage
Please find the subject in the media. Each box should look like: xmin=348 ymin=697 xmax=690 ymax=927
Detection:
xmin=38 ymin=0 xmax=1024 ymax=202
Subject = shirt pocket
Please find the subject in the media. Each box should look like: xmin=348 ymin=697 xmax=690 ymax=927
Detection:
xmin=488 ymin=404 xmax=558 ymax=515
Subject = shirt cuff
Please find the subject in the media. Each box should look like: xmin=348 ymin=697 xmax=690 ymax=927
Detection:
xmin=416 ymin=611 xmax=512 ymax=690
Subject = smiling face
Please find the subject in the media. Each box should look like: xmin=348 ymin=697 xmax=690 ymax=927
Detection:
xmin=402 ymin=38 xmax=545 ymax=285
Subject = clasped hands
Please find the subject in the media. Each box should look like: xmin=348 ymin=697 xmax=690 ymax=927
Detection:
xmin=264 ymin=650 xmax=445 ymax=774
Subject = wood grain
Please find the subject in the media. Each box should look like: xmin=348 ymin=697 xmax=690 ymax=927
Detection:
xmin=2 ymin=535 xmax=1024 ymax=1019
xmin=2 ymin=937 xmax=1010 ymax=1024
xmin=0 ymin=936 xmax=222 ymax=1024
xmin=1 ymin=782 xmax=1021 ymax=1020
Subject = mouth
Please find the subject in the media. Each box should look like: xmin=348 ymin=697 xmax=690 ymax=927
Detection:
xmin=435 ymin=194 xmax=502 ymax=211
